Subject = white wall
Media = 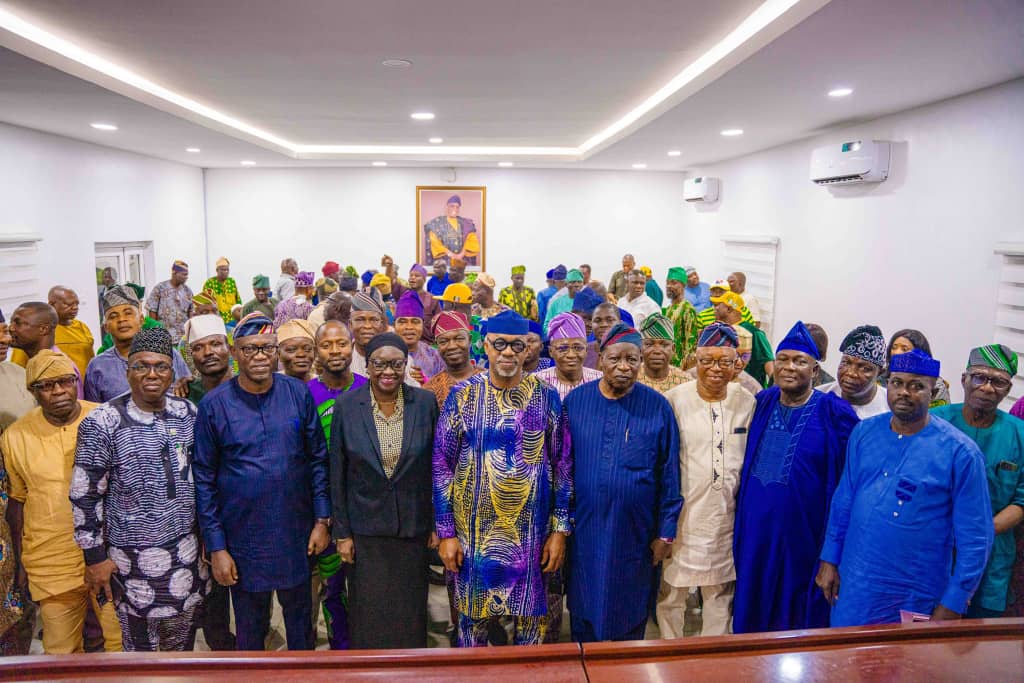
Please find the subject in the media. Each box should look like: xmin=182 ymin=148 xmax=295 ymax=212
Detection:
xmin=0 ymin=122 xmax=206 ymax=338
xmin=681 ymin=79 xmax=1024 ymax=397
xmin=7 ymin=75 xmax=1021 ymax=396
xmin=204 ymin=167 xmax=687 ymax=298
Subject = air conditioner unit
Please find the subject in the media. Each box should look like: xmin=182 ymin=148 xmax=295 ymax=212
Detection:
xmin=684 ymin=176 xmax=719 ymax=202
xmin=810 ymin=140 xmax=890 ymax=185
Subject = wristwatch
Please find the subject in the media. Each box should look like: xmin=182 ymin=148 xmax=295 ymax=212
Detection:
xmin=315 ymin=517 xmax=332 ymax=529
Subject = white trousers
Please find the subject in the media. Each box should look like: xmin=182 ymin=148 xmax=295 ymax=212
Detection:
xmin=656 ymin=580 xmax=735 ymax=638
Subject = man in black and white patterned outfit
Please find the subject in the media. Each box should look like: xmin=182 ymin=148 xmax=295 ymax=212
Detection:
xmin=71 ymin=327 xmax=209 ymax=651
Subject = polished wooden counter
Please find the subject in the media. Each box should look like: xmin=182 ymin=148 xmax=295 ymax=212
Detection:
xmin=0 ymin=643 xmax=586 ymax=682
xmin=0 ymin=620 xmax=1020 ymax=682
xmin=582 ymin=619 xmax=1024 ymax=682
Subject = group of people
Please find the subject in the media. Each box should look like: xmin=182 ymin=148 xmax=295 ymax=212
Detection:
xmin=0 ymin=250 xmax=1020 ymax=656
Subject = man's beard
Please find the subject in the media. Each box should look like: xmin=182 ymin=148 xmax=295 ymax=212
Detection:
xmin=494 ymin=365 xmax=520 ymax=379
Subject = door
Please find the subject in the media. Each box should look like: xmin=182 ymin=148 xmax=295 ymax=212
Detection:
xmin=95 ymin=242 xmax=153 ymax=318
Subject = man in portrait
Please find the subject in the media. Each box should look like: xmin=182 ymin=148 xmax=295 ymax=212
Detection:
xmin=423 ymin=194 xmax=480 ymax=267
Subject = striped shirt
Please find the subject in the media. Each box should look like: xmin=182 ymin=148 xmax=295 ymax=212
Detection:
xmin=533 ymin=366 xmax=603 ymax=401
xmin=695 ymin=305 xmax=754 ymax=330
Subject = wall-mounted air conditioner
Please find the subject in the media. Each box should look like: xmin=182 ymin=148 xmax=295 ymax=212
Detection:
xmin=810 ymin=140 xmax=890 ymax=185
xmin=684 ymin=176 xmax=719 ymax=202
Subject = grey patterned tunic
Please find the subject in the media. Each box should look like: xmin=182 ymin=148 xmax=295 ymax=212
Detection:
xmin=71 ymin=394 xmax=209 ymax=618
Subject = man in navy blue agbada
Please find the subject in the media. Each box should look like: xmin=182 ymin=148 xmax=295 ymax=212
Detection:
xmin=565 ymin=322 xmax=682 ymax=642
xmin=732 ymin=321 xmax=858 ymax=633
xmin=817 ymin=349 xmax=993 ymax=625
xmin=194 ymin=313 xmax=332 ymax=650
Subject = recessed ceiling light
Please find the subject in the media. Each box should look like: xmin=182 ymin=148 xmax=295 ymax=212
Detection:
xmin=90 ymin=122 xmax=117 ymax=131
xmin=240 ymin=160 xmax=256 ymax=166
xmin=410 ymin=112 xmax=435 ymax=121
xmin=498 ymin=162 xmax=514 ymax=167
xmin=632 ymin=163 xmax=648 ymax=169
xmin=372 ymin=161 xmax=388 ymax=167
xmin=0 ymin=3 xmax=809 ymax=159
xmin=185 ymin=147 xmax=200 ymax=153
xmin=720 ymin=129 xmax=744 ymax=137
xmin=429 ymin=137 xmax=443 ymax=144
xmin=667 ymin=150 xmax=682 ymax=157
xmin=381 ymin=58 xmax=412 ymax=69
xmin=828 ymin=87 xmax=853 ymax=98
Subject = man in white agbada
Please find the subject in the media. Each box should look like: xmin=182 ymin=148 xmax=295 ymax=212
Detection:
xmin=618 ymin=270 xmax=661 ymax=330
xmin=658 ymin=322 xmax=755 ymax=637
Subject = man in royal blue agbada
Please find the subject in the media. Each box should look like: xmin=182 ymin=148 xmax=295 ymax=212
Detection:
xmin=817 ymin=349 xmax=993 ymax=625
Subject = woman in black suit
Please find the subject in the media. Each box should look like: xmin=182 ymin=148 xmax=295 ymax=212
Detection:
xmin=329 ymin=332 xmax=439 ymax=649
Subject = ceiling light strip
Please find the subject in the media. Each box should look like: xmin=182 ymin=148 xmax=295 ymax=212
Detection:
xmin=0 ymin=1 xmax=811 ymax=159
xmin=294 ymin=145 xmax=579 ymax=156
xmin=0 ymin=8 xmax=294 ymax=149
xmin=579 ymin=0 xmax=804 ymax=153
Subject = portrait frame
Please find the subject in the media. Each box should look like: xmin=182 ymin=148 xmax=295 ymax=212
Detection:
xmin=416 ymin=186 xmax=486 ymax=272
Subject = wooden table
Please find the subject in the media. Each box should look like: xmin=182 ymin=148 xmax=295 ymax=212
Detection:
xmin=1 ymin=619 xmax=1020 ymax=682
xmin=582 ymin=619 xmax=1024 ymax=682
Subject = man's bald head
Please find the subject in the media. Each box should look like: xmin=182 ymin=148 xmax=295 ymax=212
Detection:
xmin=10 ymin=302 xmax=58 ymax=355
xmin=48 ymin=286 xmax=80 ymax=324
xmin=315 ymin=319 xmax=351 ymax=343
xmin=16 ymin=301 xmax=58 ymax=327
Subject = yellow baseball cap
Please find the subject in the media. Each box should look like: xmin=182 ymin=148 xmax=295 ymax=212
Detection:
xmin=710 ymin=291 xmax=745 ymax=311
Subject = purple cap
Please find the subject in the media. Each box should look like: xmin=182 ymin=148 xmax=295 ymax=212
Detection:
xmin=410 ymin=263 xmax=428 ymax=276
xmin=548 ymin=313 xmax=587 ymax=340
xmin=395 ymin=290 xmax=424 ymax=319
xmin=295 ymin=271 xmax=315 ymax=287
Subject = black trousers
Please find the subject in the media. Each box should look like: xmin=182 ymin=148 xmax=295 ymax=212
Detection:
xmin=231 ymin=578 xmax=312 ymax=651
xmin=199 ymin=582 xmax=236 ymax=650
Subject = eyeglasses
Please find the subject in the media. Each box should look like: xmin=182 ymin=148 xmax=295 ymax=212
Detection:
xmin=967 ymin=372 xmax=1013 ymax=391
xmin=369 ymin=358 xmax=407 ymax=372
xmin=30 ymin=376 xmax=78 ymax=392
xmin=489 ymin=338 xmax=527 ymax=353
xmin=551 ymin=343 xmax=587 ymax=355
xmin=696 ymin=357 xmax=737 ymax=369
xmin=237 ymin=343 xmax=278 ymax=358
xmin=128 ymin=362 xmax=173 ymax=375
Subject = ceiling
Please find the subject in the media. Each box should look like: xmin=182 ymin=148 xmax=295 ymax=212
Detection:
xmin=0 ymin=0 xmax=1021 ymax=170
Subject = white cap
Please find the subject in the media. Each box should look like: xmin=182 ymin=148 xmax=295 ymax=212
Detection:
xmin=184 ymin=314 xmax=227 ymax=344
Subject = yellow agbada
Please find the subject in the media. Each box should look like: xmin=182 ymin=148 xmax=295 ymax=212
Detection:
xmin=55 ymin=320 xmax=95 ymax=377
xmin=1 ymin=402 xmax=98 ymax=599
xmin=428 ymin=217 xmax=481 ymax=259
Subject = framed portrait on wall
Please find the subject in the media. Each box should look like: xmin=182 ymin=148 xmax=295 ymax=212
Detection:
xmin=416 ymin=186 xmax=486 ymax=271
